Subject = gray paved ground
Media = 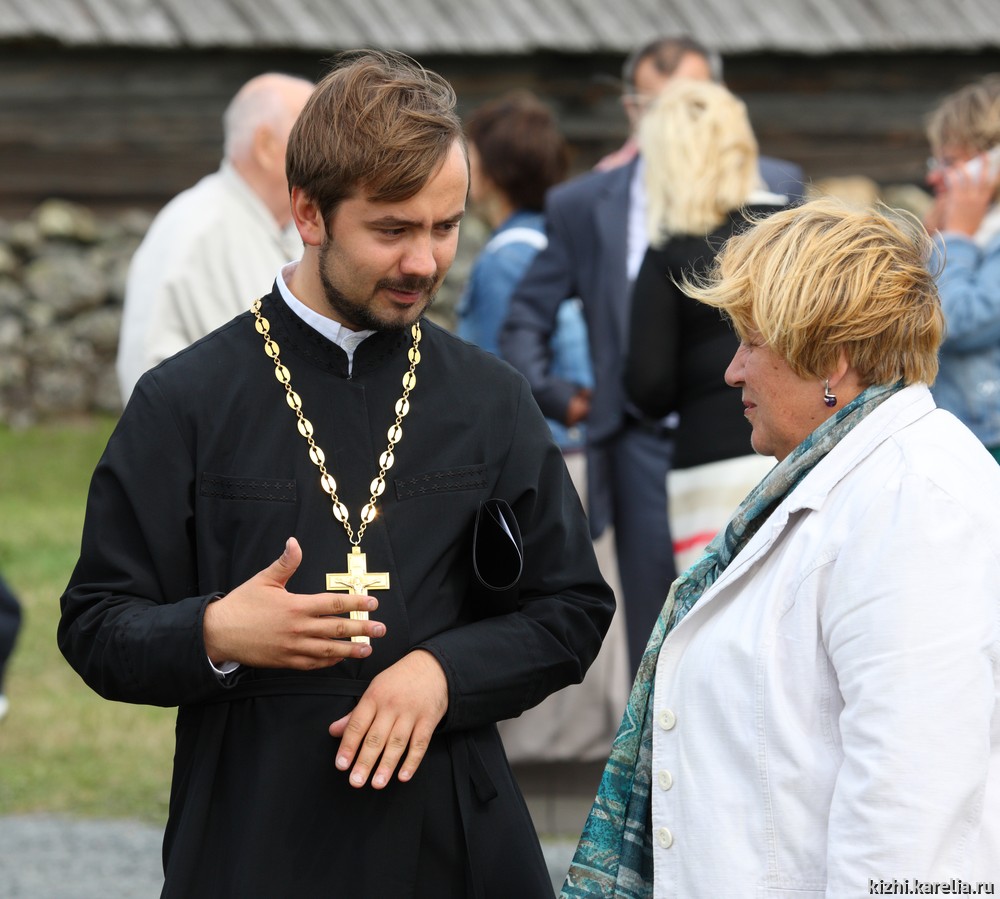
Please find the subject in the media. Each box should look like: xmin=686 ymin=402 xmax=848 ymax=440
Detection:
xmin=0 ymin=814 xmax=576 ymax=897
xmin=0 ymin=815 xmax=163 ymax=899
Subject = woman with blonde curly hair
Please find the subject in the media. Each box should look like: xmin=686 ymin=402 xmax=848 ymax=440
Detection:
xmin=566 ymin=198 xmax=1000 ymax=897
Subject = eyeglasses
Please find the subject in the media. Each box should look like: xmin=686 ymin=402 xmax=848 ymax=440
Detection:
xmin=926 ymin=156 xmax=964 ymax=174
xmin=623 ymin=92 xmax=657 ymax=114
xmin=927 ymin=150 xmax=976 ymax=174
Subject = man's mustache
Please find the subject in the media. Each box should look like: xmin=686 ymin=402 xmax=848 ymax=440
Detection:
xmin=376 ymin=275 xmax=438 ymax=294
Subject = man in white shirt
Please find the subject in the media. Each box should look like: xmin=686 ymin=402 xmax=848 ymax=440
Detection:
xmin=116 ymin=72 xmax=314 ymax=402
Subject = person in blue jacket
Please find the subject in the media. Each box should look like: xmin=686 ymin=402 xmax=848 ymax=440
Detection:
xmin=457 ymin=90 xmax=593 ymax=453
xmin=924 ymin=73 xmax=1000 ymax=459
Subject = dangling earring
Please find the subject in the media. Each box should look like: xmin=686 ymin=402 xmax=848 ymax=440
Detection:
xmin=823 ymin=380 xmax=837 ymax=408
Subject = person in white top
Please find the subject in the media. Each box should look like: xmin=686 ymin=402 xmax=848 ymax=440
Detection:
xmin=564 ymin=197 xmax=1000 ymax=897
xmin=116 ymin=72 xmax=314 ymax=402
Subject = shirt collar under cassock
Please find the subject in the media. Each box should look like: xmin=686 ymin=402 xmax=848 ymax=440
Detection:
xmin=276 ymin=262 xmax=375 ymax=376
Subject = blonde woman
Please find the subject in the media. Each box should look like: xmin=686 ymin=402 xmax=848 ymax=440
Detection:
xmin=624 ymin=79 xmax=788 ymax=571
xmin=568 ymin=198 xmax=1000 ymax=897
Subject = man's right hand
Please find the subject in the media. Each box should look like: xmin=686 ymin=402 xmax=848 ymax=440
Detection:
xmin=202 ymin=536 xmax=385 ymax=669
xmin=565 ymin=387 xmax=592 ymax=426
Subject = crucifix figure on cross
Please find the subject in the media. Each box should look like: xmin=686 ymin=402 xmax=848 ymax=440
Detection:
xmin=326 ymin=547 xmax=390 ymax=644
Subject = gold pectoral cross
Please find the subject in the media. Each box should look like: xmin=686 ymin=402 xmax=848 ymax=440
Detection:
xmin=326 ymin=547 xmax=390 ymax=644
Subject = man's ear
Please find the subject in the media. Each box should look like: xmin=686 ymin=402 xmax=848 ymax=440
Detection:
xmin=251 ymin=124 xmax=281 ymax=173
xmin=290 ymin=187 xmax=326 ymax=247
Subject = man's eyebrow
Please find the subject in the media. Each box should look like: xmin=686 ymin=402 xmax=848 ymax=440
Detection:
xmin=367 ymin=215 xmax=415 ymax=227
xmin=367 ymin=210 xmax=466 ymax=227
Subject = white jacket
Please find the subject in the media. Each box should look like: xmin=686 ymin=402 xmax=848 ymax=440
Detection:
xmin=651 ymin=385 xmax=1000 ymax=897
xmin=116 ymin=162 xmax=302 ymax=403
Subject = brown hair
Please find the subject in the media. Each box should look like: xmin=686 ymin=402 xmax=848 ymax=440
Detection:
xmin=465 ymin=91 xmax=568 ymax=211
xmin=285 ymin=49 xmax=465 ymax=224
xmin=622 ymin=35 xmax=722 ymax=88
xmin=683 ymin=198 xmax=944 ymax=386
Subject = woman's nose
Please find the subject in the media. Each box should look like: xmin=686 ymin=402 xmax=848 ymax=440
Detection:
xmin=724 ymin=350 xmax=744 ymax=387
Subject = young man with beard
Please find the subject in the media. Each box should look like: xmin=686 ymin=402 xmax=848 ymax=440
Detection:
xmin=59 ymin=50 xmax=613 ymax=898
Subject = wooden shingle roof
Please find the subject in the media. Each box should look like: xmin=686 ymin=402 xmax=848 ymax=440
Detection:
xmin=3 ymin=0 xmax=1000 ymax=55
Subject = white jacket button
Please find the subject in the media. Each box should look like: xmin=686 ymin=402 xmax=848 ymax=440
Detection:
xmin=658 ymin=769 xmax=674 ymax=790
xmin=657 ymin=827 xmax=674 ymax=849
xmin=658 ymin=708 xmax=677 ymax=730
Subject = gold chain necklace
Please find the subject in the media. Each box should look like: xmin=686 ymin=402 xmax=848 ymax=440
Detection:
xmin=250 ymin=297 xmax=421 ymax=642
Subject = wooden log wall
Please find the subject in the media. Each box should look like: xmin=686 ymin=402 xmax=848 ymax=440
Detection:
xmin=0 ymin=45 xmax=997 ymax=216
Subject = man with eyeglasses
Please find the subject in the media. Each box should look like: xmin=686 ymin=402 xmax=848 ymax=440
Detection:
xmin=595 ymin=36 xmax=717 ymax=172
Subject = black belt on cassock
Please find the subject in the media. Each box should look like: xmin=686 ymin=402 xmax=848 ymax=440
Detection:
xmin=196 ymin=674 xmax=505 ymax=899
xmin=200 ymin=673 xmax=370 ymax=700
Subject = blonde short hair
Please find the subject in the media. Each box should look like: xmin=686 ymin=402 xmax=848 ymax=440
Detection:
xmin=639 ymin=79 xmax=761 ymax=242
xmin=926 ymin=73 xmax=1000 ymax=157
xmin=683 ymin=197 xmax=944 ymax=386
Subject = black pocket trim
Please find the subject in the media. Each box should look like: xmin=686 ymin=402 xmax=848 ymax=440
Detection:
xmin=200 ymin=473 xmax=297 ymax=503
xmin=394 ymin=464 xmax=487 ymax=499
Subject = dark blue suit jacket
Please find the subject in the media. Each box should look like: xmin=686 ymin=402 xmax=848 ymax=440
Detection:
xmin=501 ymin=160 xmax=636 ymax=446
xmin=760 ymin=156 xmax=807 ymax=205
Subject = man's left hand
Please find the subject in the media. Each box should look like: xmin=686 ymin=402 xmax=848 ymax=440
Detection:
xmin=329 ymin=648 xmax=449 ymax=789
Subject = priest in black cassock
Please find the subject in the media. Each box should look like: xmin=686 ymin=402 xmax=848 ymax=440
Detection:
xmin=58 ymin=50 xmax=614 ymax=898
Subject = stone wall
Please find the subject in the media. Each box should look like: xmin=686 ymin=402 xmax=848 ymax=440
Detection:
xmin=0 ymin=199 xmax=485 ymax=429
xmin=0 ymin=200 xmax=152 ymax=427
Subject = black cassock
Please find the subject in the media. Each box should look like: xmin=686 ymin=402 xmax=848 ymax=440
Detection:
xmin=59 ymin=289 xmax=614 ymax=898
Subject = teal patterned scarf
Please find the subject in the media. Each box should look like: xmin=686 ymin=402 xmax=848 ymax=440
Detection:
xmin=561 ymin=381 xmax=902 ymax=898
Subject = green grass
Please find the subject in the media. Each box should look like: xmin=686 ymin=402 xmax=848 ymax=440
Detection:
xmin=0 ymin=417 xmax=175 ymax=823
